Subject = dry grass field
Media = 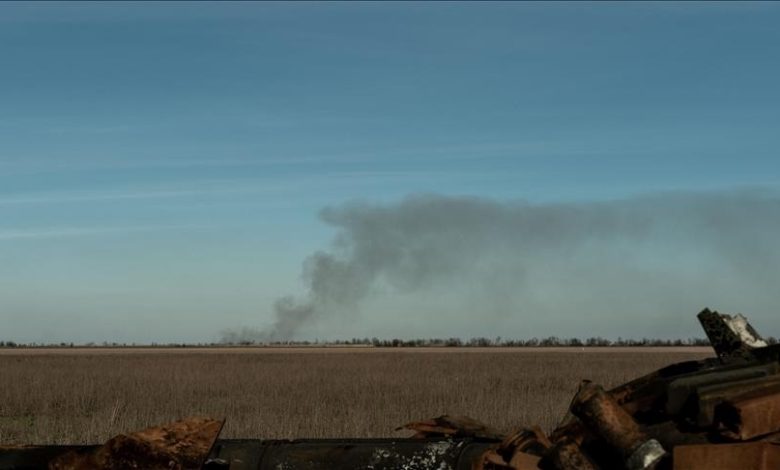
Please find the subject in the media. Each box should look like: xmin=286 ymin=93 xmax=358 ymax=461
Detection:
xmin=0 ymin=348 xmax=712 ymax=445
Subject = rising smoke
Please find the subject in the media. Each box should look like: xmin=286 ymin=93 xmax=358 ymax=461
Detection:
xmin=222 ymin=189 xmax=780 ymax=342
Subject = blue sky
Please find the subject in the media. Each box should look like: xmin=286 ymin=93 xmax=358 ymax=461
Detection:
xmin=1 ymin=2 xmax=779 ymax=343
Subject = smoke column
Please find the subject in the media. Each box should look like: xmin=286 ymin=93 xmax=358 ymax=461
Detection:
xmin=224 ymin=189 xmax=780 ymax=342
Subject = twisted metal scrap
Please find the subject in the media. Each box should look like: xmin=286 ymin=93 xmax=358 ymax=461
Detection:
xmin=48 ymin=417 xmax=223 ymax=470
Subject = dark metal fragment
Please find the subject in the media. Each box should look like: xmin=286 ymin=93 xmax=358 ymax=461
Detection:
xmin=540 ymin=438 xmax=598 ymax=470
xmin=697 ymin=309 xmax=767 ymax=364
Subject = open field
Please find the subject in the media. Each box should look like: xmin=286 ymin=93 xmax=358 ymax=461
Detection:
xmin=0 ymin=348 xmax=713 ymax=445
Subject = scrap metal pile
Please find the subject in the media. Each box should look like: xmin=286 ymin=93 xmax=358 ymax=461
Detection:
xmin=2 ymin=309 xmax=780 ymax=469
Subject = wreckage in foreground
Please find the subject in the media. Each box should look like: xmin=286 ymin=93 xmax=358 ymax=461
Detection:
xmin=2 ymin=308 xmax=780 ymax=470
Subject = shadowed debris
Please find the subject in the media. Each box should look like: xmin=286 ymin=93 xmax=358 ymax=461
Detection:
xmin=4 ymin=309 xmax=780 ymax=469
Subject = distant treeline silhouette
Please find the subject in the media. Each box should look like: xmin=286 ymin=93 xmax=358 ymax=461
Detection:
xmin=3 ymin=336 xmax=778 ymax=348
xmin=221 ymin=336 xmax=776 ymax=347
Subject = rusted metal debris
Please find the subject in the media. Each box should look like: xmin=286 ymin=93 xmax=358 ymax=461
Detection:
xmin=48 ymin=417 xmax=223 ymax=470
xmin=3 ymin=308 xmax=780 ymax=469
xmin=714 ymin=384 xmax=780 ymax=441
xmin=2 ymin=438 xmax=497 ymax=470
xmin=472 ymin=427 xmax=550 ymax=469
xmin=542 ymin=438 xmax=599 ymax=470
xmin=697 ymin=309 xmax=767 ymax=363
xmin=399 ymin=415 xmax=505 ymax=440
xmin=569 ymin=382 xmax=666 ymax=469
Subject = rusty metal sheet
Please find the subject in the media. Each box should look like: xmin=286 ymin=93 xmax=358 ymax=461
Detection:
xmin=48 ymin=417 xmax=223 ymax=470
xmin=715 ymin=386 xmax=780 ymax=440
xmin=673 ymin=442 xmax=780 ymax=470
xmin=665 ymin=362 xmax=778 ymax=417
xmin=694 ymin=374 xmax=780 ymax=427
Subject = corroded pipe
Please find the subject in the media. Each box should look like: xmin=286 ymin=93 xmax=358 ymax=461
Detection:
xmin=571 ymin=382 xmax=666 ymax=470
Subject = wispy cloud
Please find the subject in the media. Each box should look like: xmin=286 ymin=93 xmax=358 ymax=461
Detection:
xmin=0 ymin=187 xmax=267 ymax=206
xmin=0 ymin=224 xmax=206 ymax=241
xmin=0 ymin=154 xmax=364 ymax=175
xmin=0 ymin=169 xmax=500 ymax=207
xmin=46 ymin=125 xmax=133 ymax=135
xmin=0 ymin=139 xmax=598 ymax=176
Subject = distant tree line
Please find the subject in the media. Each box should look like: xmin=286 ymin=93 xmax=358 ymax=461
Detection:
xmin=241 ymin=336 xmax=779 ymax=348
xmin=5 ymin=336 xmax=777 ymax=348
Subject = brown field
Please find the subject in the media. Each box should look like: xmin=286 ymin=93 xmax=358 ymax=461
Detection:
xmin=0 ymin=348 xmax=713 ymax=445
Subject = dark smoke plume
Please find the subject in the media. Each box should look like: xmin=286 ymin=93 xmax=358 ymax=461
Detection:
xmin=223 ymin=189 xmax=780 ymax=342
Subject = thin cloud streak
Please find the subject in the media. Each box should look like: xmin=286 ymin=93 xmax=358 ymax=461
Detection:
xmin=0 ymin=224 xmax=207 ymax=241
xmin=0 ymin=170 xmax=502 ymax=207
xmin=0 ymin=140 xmax=601 ymax=175
xmin=0 ymin=187 xmax=270 ymax=206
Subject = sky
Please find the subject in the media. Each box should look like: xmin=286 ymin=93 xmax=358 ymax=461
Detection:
xmin=1 ymin=2 xmax=780 ymax=343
